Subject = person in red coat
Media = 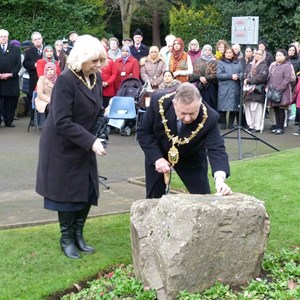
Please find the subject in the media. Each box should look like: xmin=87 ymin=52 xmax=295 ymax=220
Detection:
xmin=100 ymin=57 xmax=117 ymax=108
xmin=36 ymin=45 xmax=61 ymax=78
xmin=114 ymin=45 xmax=140 ymax=92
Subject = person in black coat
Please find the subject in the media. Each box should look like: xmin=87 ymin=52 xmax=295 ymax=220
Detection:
xmin=36 ymin=35 xmax=108 ymax=259
xmin=130 ymin=29 xmax=149 ymax=62
xmin=137 ymin=82 xmax=232 ymax=199
xmin=0 ymin=29 xmax=21 ymax=127
xmin=23 ymin=31 xmax=44 ymax=123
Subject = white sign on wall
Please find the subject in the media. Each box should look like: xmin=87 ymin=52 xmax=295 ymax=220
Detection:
xmin=231 ymin=16 xmax=259 ymax=45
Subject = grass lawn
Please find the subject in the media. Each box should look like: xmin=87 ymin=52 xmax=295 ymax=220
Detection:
xmin=0 ymin=148 xmax=299 ymax=299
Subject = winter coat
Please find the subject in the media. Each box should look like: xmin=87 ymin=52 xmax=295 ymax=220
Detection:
xmin=267 ymin=61 xmax=293 ymax=108
xmin=23 ymin=45 xmax=44 ymax=95
xmin=130 ymin=43 xmax=149 ymax=62
xmin=140 ymin=57 xmax=166 ymax=89
xmin=292 ymin=77 xmax=300 ymax=108
xmin=36 ymin=70 xmax=103 ymax=203
xmin=114 ymin=56 xmax=140 ymax=92
xmin=244 ymin=61 xmax=269 ymax=103
xmin=35 ymin=75 xmax=54 ymax=113
xmin=36 ymin=58 xmax=61 ymax=78
xmin=101 ymin=57 xmax=117 ymax=97
xmin=0 ymin=43 xmax=21 ymax=97
xmin=217 ymin=58 xmax=242 ymax=111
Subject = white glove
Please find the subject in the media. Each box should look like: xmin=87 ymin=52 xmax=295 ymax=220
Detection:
xmin=92 ymin=139 xmax=106 ymax=156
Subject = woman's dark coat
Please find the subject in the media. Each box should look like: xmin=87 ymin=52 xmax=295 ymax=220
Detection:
xmin=36 ymin=69 xmax=103 ymax=203
xmin=244 ymin=61 xmax=269 ymax=103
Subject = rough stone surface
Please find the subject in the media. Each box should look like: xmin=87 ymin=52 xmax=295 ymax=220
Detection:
xmin=130 ymin=193 xmax=270 ymax=300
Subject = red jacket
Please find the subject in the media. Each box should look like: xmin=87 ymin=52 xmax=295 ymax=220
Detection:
xmin=36 ymin=59 xmax=61 ymax=78
xmin=114 ymin=56 xmax=140 ymax=92
xmin=100 ymin=58 xmax=117 ymax=97
xmin=292 ymin=78 xmax=300 ymax=108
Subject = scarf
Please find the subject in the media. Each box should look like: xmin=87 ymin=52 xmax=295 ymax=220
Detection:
xmin=251 ymin=51 xmax=266 ymax=76
xmin=44 ymin=62 xmax=57 ymax=83
xmin=43 ymin=45 xmax=55 ymax=64
xmin=201 ymin=44 xmax=215 ymax=62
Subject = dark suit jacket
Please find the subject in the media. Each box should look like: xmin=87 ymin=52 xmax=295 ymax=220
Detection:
xmin=36 ymin=70 xmax=103 ymax=203
xmin=23 ymin=45 xmax=43 ymax=95
xmin=0 ymin=43 xmax=21 ymax=97
xmin=130 ymin=43 xmax=149 ymax=62
xmin=137 ymin=91 xmax=230 ymax=177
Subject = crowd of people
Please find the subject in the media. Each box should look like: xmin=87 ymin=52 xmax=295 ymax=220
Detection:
xmin=0 ymin=27 xmax=299 ymax=259
xmin=1 ymin=28 xmax=299 ymax=135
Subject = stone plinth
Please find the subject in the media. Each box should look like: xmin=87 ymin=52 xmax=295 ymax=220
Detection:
xmin=130 ymin=193 xmax=270 ymax=300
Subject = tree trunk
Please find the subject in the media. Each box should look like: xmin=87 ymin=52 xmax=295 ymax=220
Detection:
xmin=119 ymin=0 xmax=138 ymax=39
xmin=152 ymin=9 xmax=161 ymax=47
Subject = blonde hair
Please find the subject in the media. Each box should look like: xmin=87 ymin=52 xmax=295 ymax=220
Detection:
xmin=67 ymin=35 xmax=107 ymax=71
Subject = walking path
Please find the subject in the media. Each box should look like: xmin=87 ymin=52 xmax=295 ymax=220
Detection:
xmin=0 ymin=116 xmax=299 ymax=229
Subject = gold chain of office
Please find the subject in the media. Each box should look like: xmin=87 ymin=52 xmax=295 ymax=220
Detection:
xmin=70 ymin=68 xmax=96 ymax=90
xmin=158 ymin=93 xmax=208 ymax=166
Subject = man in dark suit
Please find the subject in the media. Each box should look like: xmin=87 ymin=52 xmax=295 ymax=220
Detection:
xmin=23 ymin=31 xmax=44 ymax=124
xmin=137 ymin=82 xmax=232 ymax=198
xmin=130 ymin=29 xmax=149 ymax=62
xmin=0 ymin=29 xmax=21 ymax=127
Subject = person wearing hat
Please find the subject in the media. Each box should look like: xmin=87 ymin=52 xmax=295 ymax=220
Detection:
xmin=130 ymin=29 xmax=149 ymax=62
xmin=68 ymin=31 xmax=78 ymax=51
xmin=0 ymin=29 xmax=22 ymax=127
xmin=61 ymin=38 xmax=69 ymax=55
xmin=258 ymin=39 xmax=274 ymax=66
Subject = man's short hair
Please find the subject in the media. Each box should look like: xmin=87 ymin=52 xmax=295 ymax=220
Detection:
xmin=173 ymin=82 xmax=201 ymax=104
xmin=0 ymin=29 xmax=9 ymax=37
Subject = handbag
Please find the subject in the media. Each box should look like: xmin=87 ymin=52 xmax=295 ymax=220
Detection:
xmin=266 ymin=87 xmax=282 ymax=103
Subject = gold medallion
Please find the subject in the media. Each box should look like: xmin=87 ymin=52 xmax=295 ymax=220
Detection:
xmin=168 ymin=144 xmax=179 ymax=166
xmin=158 ymin=93 xmax=208 ymax=167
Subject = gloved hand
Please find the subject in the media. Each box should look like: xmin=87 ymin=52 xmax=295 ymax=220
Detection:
xmin=92 ymin=139 xmax=106 ymax=156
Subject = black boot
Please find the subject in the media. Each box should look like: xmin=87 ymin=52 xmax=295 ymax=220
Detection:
xmin=58 ymin=211 xmax=80 ymax=259
xmin=74 ymin=205 xmax=94 ymax=253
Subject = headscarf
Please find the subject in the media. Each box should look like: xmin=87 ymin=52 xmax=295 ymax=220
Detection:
xmin=172 ymin=38 xmax=185 ymax=62
xmin=251 ymin=49 xmax=266 ymax=75
xmin=121 ymin=45 xmax=131 ymax=63
xmin=44 ymin=62 xmax=57 ymax=83
xmin=201 ymin=44 xmax=215 ymax=62
xmin=43 ymin=45 xmax=55 ymax=63
xmin=148 ymin=46 xmax=160 ymax=63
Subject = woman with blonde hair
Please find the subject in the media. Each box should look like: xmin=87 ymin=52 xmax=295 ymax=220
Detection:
xmin=187 ymin=38 xmax=201 ymax=66
xmin=36 ymin=35 xmax=107 ymax=259
xmin=140 ymin=46 xmax=166 ymax=90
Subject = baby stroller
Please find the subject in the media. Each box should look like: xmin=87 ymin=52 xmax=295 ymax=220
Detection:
xmin=107 ymin=77 xmax=144 ymax=136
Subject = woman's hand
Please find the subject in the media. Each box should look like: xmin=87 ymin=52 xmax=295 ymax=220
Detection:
xmin=92 ymin=139 xmax=106 ymax=156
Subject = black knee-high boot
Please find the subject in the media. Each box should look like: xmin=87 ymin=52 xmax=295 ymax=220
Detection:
xmin=58 ymin=211 xmax=80 ymax=259
xmin=74 ymin=205 xmax=94 ymax=253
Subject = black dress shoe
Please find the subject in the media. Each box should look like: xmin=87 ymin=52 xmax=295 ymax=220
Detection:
xmin=5 ymin=123 xmax=15 ymax=127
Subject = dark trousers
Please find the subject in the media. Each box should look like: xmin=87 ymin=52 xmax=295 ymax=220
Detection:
xmin=145 ymin=160 xmax=210 ymax=199
xmin=1 ymin=96 xmax=18 ymax=124
xmin=274 ymin=106 xmax=285 ymax=130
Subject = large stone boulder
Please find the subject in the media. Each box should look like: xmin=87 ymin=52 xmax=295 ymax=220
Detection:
xmin=130 ymin=193 xmax=270 ymax=300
